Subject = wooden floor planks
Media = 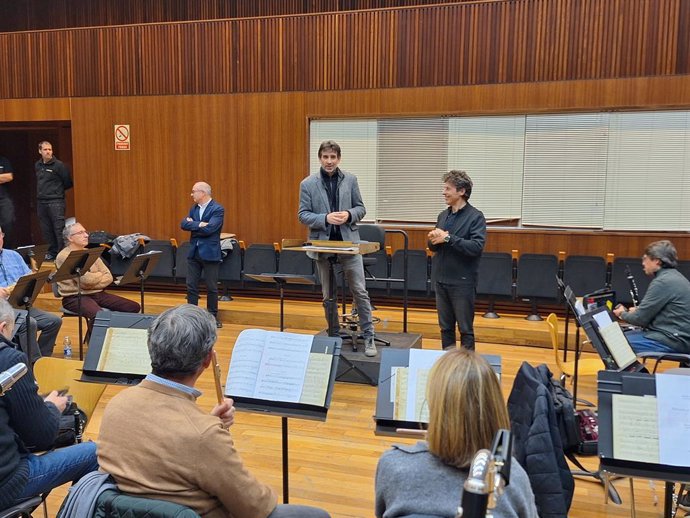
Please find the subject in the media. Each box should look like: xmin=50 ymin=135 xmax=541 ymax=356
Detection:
xmin=30 ymin=291 xmax=675 ymax=518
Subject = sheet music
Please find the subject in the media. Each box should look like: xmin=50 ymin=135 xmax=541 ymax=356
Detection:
xmin=299 ymin=353 xmax=333 ymax=406
xmin=405 ymin=350 xmax=445 ymax=421
xmin=593 ymin=310 xmax=613 ymax=329
xmin=414 ymin=368 xmax=431 ymax=423
xmin=225 ymin=329 xmax=313 ymax=403
xmin=96 ymin=328 xmax=151 ymax=375
xmin=225 ymin=329 xmax=266 ymax=396
xmin=599 ymin=323 xmax=637 ymax=369
xmin=612 ymin=394 xmax=659 ymax=464
xmin=656 ymin=372 xmax=690 ymax=466
xmin=393 ymin=367 xmax=409 ymax=421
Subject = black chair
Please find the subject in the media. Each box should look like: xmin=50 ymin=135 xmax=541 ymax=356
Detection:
xmin=676 ymin=260 xmax=690 ymax=282
xmin=637 ymin=351 xmax=690 ymax=373
xmin=562 ymin=255 xmax=607 ymax=297
xmin=358 ymin=224 xmax=390 ymax=293
xmin=476 ymin=252 xmax=513 ymax=318
xmin=174 ymin=242 xmax=192 ymax=282
xmin=0 ymin=495 xmax=44 ymax=518
xmin=51 ymin=282 xmax=89 ymax=356
xmin=610 ymin=257 xmax=650 ymax=305
xmin=242 ymin=244 xmax=279 ymax=288
xmin=142 ymin=239 xmax=177 ymax=280
xmin=516 ymin=253 xmax=559 ymax=321
xmin=277 ymin=249 xmax=316 ymax=291
xmin=390 ymin=249 xmax=431 ymax=297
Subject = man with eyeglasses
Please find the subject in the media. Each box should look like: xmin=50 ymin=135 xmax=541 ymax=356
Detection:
xmin=0 ymin=227 xmax=61 ymax=359
xmin=613 ymin=240 xmax=690 ymax=354
xmin=55 ymin=222 xmax=140 ymax=323
xmin=181 ymin=182 xmax=225 ymax=329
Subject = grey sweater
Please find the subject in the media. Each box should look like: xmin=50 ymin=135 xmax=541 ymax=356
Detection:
xmin=620 ymin=267 xmax=690 ymax=352
xmin=375 ymin=442 xmax=537 ymax=518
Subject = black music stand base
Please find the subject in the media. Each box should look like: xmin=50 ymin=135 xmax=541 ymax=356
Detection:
xmin=569 ymin=454 xmax=622 ymax=504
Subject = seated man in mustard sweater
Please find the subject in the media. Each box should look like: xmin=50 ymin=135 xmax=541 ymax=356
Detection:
xmin=97 ymin=304 xmax=330 ymax=518
xmin=55 ymin=222 xmax=140 ymax=322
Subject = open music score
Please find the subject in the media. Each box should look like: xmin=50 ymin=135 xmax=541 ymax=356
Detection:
xmin=225 ymin=329 xmax=336 ymax=409
xmin=96 ymin=327 xmax=151 ymax=375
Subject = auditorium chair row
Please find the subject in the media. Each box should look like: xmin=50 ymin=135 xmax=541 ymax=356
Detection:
xmin=101 ymin=241 xmax=674 ymax=315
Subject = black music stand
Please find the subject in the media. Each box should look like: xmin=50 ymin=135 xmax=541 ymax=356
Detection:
xmin=8 ymin=270 xmax=51 ymax=362
xmin=244 ymin=273 xmax=316 ymax=332
xmin=113 ymin=251 xmax=162 ymax=313
xmin=49 ymin=248 xmax=103 ymax=358
xmin=15 ymin=244 xmax=49 ymax=271
xmin=226 ymin=331 xmax=341 ymax=504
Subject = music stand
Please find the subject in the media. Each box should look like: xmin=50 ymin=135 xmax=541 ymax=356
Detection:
xmin=15 ymin=244 xmax=49 ymax=271
xmin=244 ymin=273 xmax=316 ymax=332
xmin=49 ymin=248 xmax=104 ymax=358
xmin=8 ymin=270 xmax=51 ymax=363
xmin=113 ymin=251 xmax=162 ymax=313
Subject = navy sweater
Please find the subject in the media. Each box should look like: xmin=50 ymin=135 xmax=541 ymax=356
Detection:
xmin=0 ymin=340 xmax=60 ymax=507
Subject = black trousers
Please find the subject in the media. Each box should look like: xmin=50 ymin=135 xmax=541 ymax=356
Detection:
xmin=186 ymin=251 xmax=220 ymax=317
xmin=435 ymin=281 xmax=477 ymax=350
xmin=37 ymin=199 xmax=66 ymax=257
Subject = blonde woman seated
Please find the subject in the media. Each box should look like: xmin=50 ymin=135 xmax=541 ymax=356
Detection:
xmin=375 ymin=350 xmax=537 ymax=518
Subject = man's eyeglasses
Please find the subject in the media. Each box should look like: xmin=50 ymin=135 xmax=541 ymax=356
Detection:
xmin=70 ymin=230 xmax=89 ymax=237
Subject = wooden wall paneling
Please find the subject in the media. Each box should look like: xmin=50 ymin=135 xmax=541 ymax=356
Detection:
xmin=3 ymin=0 xmax=690 ymax=99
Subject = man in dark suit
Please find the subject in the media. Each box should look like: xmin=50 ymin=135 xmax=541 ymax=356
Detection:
xmin=428 ymin=170 xmax=486 ymax=351
xmin=181 ymin=182 xmax=225 ymax=328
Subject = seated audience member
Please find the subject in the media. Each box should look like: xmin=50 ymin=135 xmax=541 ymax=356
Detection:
xmin=613 ymin=240 xmax=690 ymax=354
xmin=375 ymin=349 xmax=537 ymax=518
xmin=0 ymin=299 xmax=98 ymax=508
xmin=55 ymin=222 xmax=140 ymax=323
xmin=0 ymin=226 xmax=62 ymax=359
xmin=97 ymin=304 xmax=330 ymax=518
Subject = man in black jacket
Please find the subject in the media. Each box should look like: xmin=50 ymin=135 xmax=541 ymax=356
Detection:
xmin=35 ymin=141 xmax=73 ymax=261
xmin=428 ymin=170 xmax=486 ymax=350
xmin=0 ymin=298 xmax=97 ymax=508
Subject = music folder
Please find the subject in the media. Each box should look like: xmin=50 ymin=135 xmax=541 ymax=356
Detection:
xmin=80 ymin=310 xmax=157 ymax=385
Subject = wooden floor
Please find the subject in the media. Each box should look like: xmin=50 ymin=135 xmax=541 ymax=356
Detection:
xmin=32 ymin=291 xmax=677 ymax=518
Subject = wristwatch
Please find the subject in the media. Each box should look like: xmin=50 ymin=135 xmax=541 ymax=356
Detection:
xmin=443 ymin=234 xmax=451 ymax=243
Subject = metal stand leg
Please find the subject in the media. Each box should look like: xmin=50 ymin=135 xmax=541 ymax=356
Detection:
xmin=282 ymin=416 xmax=289 ymax=504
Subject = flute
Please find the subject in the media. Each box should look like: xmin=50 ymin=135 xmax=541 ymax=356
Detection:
xmin=211 ymin=350 xmax=224 ymax=405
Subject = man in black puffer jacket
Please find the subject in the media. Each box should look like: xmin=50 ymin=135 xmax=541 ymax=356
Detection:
xmin=507 ymin=362 xmax=575 ymax=518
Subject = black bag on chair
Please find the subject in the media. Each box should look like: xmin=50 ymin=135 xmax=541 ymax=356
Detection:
xmin=54 ymin=401 xmax=88 ymax=448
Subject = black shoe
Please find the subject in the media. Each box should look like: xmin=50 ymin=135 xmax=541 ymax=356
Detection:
xmin=216 ymin=319 xmax=223 ymax=329
xmin=44 ymin=253 xmax=56 ymax=261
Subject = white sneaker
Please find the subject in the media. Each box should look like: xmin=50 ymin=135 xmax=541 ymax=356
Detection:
xmin=364 ymin=337 xmax=377 ymax=357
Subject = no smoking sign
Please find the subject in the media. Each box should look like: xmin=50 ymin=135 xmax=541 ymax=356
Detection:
xmin=114 ymin=124 xmax=130 ymax=151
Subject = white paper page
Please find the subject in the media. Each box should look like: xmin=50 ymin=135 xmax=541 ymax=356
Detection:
xmin=97 ymin=328 xmax=151 ymax=375
xmin=405 ymin=350 xmax=445 ymax=421
xmin=593 ymin=310 xmax=613 ymax=329
xmin=599 ymin=323 xmax=637 ymax=369
xmin=225 ymin=329 xmax=268 ymax=397
xmin=612 ymin=394 xmax=659 ymax=464
xmin=656 ymin=372 xmax=690 ymax=466
xmin=299 ymin=353 xmax=333 ymax=406
xmin=574 ymin=299 xmax=586 ymax=317
xmin=254 ymin=331 xmax=312 ymax=402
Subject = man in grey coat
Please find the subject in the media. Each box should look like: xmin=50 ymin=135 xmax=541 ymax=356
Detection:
xmin=298 ymin=140 xmax=377 ymax=357
xmin=613 ymin=240 xmax=690 ymax=353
